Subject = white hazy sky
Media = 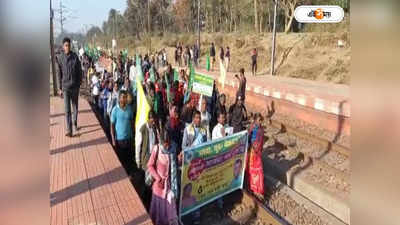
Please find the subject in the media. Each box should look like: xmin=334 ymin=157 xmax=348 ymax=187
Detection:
xmin=7 ymin=0 xmax=127 ymax=34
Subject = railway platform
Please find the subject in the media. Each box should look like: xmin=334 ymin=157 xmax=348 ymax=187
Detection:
xmin=50 ymin=97 xmax=152 ymax=225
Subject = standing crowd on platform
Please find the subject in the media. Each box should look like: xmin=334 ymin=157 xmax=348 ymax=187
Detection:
xmin=57 ymin=36 xmax=265 ymax=225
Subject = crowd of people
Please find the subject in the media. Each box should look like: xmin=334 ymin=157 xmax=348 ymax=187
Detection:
xmin=57 ymin=36 xmax=265 ymax=225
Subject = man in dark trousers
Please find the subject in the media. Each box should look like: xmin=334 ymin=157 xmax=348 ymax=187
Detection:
xmin=57 ymin=37 xmax=83 ymax=137
xmin=210 ymin=42 xmax=216 ymax=71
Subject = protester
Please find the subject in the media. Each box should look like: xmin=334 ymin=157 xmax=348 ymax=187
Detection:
xmin=251 ymin=48 xmax=257 ymax=76
xmin=110 ymin=90 xmax=135 ymax=176
xmin=211 ymin=111 xmax=228 ymax=210
xmin=199 ymin=99 xmax=211 ymax=138
xmin=228 ymin=95 xmax=248 ymax=133
xmin=166 ymin=105 xmax=185 ymax=155
xmin=212 ymin=111 xmax=228 ymax=140
xmin=129 ymin=59 xmax=136 ymax=78
xmin=146 ymin=83 xmax=156 ymax=109
xmin=189 ymin=46 xmax=194 ymax=65
xmin=173 ymin=81 xmax=184 ymax=110
xmin=180 ymin=101 xmax=196 ymax=126
xmin=219 ymin=47 xmax=224 ymax=65
xmin=210 ymin=42 xmax=216 ymax=71
xmin=193 ymin=45 xmax=199 ymax=67
xmin=225 ymin=46 xmax=230 ymax=72
xmin=215 ymin=94 xmax=227 ymax=119
xmin=154 ymin=83 xmax=166 ymax=130
xmin=246 ymin=113 xmax=265 ymax=200
xmin=82 ymin=53 xmax=90 ymax=85
xmin=57 ymin=37 xmax=83 ymax=137
xmin=91 ymin=72 xmax=101 ymax=110
xmin=100 ymin=81 xmax=112 ymax=124
xmin=182 ymin=110 xmax=210 ymax=149
xmin=207 ymin=81 xmax=219 ymax=128
xmin=174 ymin=47 xmax=179 ymax=66
xmin=107 ymin=82 xmax=119 ymax=118
xmin=121 ymin=77 xmax=131 ymax=92
xmin=147 ymin=130 xmax=180 ymax=225
xmin=136 ymin=111 xmax=159 ymax=208
xmin=87 ymin=64 xmax=95 ymax=87
xmin=210 ymin=93 xmax=225 ymax=130
xmin=181 ymin=110 xmax=209 ymax=225
xmin=163 ymin=49 xmax=167 ymax=66
xmin=235 ymin=68 xmax=247 ymax=102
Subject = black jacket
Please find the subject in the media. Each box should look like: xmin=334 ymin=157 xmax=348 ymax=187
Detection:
xmin=57 ymin=51 xmax=82 ymax=90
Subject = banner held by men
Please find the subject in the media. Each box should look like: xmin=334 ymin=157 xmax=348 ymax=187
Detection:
xmin=179 ymin=131 xmax=248 ymax=217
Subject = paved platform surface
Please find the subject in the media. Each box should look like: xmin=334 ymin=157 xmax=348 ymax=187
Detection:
xmin=50 ymin=97 xmax=152 ymax=225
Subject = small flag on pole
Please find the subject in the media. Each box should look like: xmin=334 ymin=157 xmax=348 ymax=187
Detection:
xmin=184 ymin=62 xmax=195 ymax=104
xmin=173 ymin=69 xmax=179 ymax=82
xmin=206 ymin=53 xmax=210 ymax=71
xmin=135 ymin=75 xmax=151 ymax=151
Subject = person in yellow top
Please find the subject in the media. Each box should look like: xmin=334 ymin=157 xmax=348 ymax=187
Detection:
xmin=87 ymin=65 xmax=95 ymax=85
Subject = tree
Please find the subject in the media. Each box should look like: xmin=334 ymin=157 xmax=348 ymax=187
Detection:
xmin=174 ymin=0 xmax=191 ymax=32
xmin=86 ymin=26 xmax=103 ymax=45
xmin=254 ymin=0 xmax=258 ymax=32
xmin=280 ymin=0 xmax=300 ymax=34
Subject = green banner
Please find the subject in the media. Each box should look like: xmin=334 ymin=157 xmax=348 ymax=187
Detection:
xmin=192 ymin=72 xmax=214 ymax=97
xmin=179 ymin=131 xmax=248 ymax=217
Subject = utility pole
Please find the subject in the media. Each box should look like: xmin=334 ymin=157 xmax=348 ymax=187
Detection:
xmin=197 ymin=0 xmax=200 ymax=51
xmin=59 ymin=0 xmax=63 ymax=34
xmin=50 ymin=0 xmax=58 ymax=96
xmin=148 ymin=0 xmax=151 ymax=53
xmin=270 ymin=0 xmax=278 ymax=75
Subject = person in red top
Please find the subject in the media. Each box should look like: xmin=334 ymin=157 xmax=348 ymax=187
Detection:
xmin=173 ymin=81 xmax=183 ymax=109
xmin=251 ymin=48 xmax=257 ymax=76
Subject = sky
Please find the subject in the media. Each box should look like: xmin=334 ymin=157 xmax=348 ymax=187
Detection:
xmin=52 ymin=0 xmax=127 ymax=34
xmin=5 ymin=0 xmax=127 ymax=35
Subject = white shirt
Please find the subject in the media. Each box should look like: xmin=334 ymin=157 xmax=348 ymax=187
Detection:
xmin=212 ymin=123 xmax=226 ymax=140
xmin=91 ymin=75 xmax=100 ymax=96
xmin=113 ymin=71 xmax=119 ymax=82
xmin=129 ymin=65 xmax=137 ymax=82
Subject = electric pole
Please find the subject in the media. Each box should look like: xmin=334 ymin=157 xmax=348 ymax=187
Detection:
xmin=148 ymin=0 xmax=151 ymax=53
xmin=270 ymin=0 xmax=278 ymax=75
xmin=59 ymin=0 xmax=64 ymax=34
xmin=50 ymin=0 xmax=58 ymax=96
xmin=197 ymin=0 xmax=200 ymax=51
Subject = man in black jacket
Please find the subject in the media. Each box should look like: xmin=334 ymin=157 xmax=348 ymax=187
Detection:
xmin=57 ymin=37 xmax=83 ymax=137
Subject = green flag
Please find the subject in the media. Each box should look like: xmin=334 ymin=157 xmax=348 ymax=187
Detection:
xmin=164 ymin=72 xmax=172 ymax=103
xmin=184 ymin=62 xmax=195 ymax=104
xmin=173 ymin=69 xmax=179 ymax=82
xmin=84 ymin=45 xmax=89 ymax=55
xmin=150 ymin=67 xmax=155 ymax=83
xmin=206 ymin=53 xmax=210 ymax=71
xmin=122 ymin=49 xmax=128 ymax=64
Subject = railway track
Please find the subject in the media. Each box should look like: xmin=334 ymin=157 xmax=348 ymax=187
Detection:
xmin=198 ymin=190 xmax=287 ymax=225
xmin=267 ymin=119 xmax=350 ymax=157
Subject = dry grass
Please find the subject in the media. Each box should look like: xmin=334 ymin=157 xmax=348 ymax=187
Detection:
xmin=98 ymin=27 xmax=350 ymax=85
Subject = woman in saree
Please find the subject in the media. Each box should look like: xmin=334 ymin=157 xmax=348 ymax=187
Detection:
xmin=246 ymin=113 xmax=265 ymax=200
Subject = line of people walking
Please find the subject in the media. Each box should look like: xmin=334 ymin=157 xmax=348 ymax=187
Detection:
xmin=57 ymin=36 xmax=266 ymax=225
